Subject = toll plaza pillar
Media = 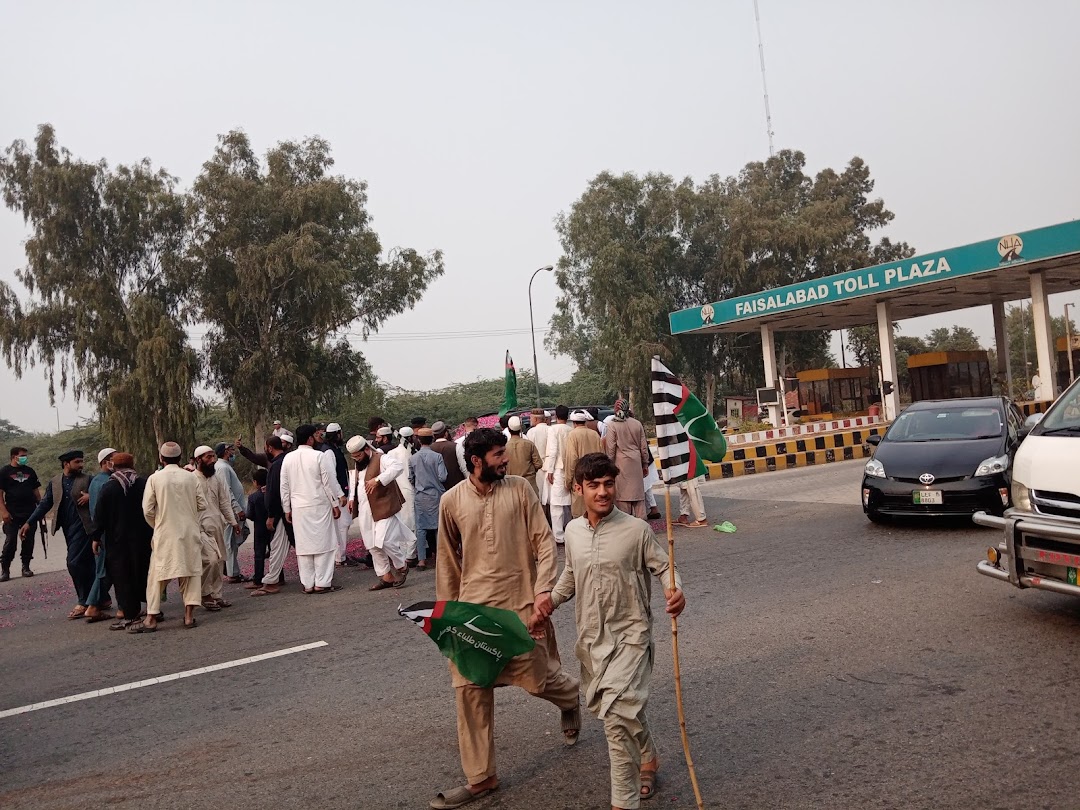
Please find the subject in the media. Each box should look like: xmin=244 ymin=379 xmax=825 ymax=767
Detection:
xmin=760 ymin=323 xmax=780 ymax=426
xmin=1029 ymin=271 xmax=1057 ymax=401
xmin=877 ymin=301 xmax=900 ymax=420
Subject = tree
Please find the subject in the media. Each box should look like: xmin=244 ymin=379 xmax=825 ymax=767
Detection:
xmin=924 ymin=326 xmax=981 ymax=352
xmin=1004 ymin=304 xmax=1076 ymax=393
xmin=187 ymin=131 xmax=444 ymax=444
xmin=0 ymin=125 xmax=200 ymax=467
xmin=0 ymin=418 xmax=26 ymax=444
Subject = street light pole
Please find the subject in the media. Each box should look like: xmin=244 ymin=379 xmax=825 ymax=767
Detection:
xmin=529 ymin=265 xmax=554 ymax=408
xmin=1066 ymin=302 xmax=1076 ymax=385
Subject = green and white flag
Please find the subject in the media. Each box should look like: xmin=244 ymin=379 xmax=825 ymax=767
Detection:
xmin=651 ymin=356 xmax=728 ymax=483
xmin=399 ymin=600 xmax=535 ymax=688
xmin=499 ymin=350 xmax=518 ymax=417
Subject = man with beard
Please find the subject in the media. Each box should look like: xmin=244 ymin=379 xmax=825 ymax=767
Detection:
xmin=250 ymin=436 xmax=289 ymax=596
xmin=323 ymin=423 xmax=351 ymax=567
xmin=90 ymin=452 xmax=153 ymax=632
xmin=504 ymin=416 xmax=544 ymax=497
xmin=346 ymin=435 xmax=411 ymax=590
xmin=24 ymin=450 xmax=103 ymax=620
xmin=193 ymin=445 xmax=240 ymax=611
xmin=408 ymin=427 xmax=446 ymax=570
xmin=140 ymin=442 xmax=204 ymax=631
xmin=602 ymin=399 xmax=651 ymax=520
xmin=430 ymin=428 xmax=580 ymax=809
xmin=531 ymin=453 xmax=685 ymax=809
xmin=214 ymin=443 xmax=248 ymax=583
xmin=281 ymin=425 xmax=343 ymax=594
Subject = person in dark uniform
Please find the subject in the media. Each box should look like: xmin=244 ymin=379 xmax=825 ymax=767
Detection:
xmin=0 ymin=446 xmax=41 ymax=580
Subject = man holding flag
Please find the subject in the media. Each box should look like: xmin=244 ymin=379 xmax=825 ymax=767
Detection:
xmin=431 ymin=427 xmax=580 ymax=809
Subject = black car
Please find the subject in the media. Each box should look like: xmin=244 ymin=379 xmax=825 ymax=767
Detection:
xmin=861 ymin=396 xmax=1025 ymax=522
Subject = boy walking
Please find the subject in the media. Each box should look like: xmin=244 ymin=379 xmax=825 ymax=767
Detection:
xmin=532 ymin=452 xmax=685 ymax=810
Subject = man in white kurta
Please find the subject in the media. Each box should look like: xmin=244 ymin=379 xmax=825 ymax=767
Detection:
xmin=385 ymin=427 xmax=417 ymax=559
xmin=280 ymin=426 xmax=343 ymax=592
xmin=140 ymin=443 xmax=206 ymax=630
xmin=346 ymin=435 xmax=412 ymax=589
xmin=534 ymin=452 xmax=685 ymax=810
xmin=193 ymin=445 xmax=241 ymax=609
xmin=543 ymin=406 xmax=573 ymax=544
xmin=526 ymin=408 xmax=551 ymax=510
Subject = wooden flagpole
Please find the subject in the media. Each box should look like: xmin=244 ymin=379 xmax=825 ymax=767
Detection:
xmin=663 ymin=482 xmax=705 ymax=809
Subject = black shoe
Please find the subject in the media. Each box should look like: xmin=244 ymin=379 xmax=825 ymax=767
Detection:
xmin=21 ymin=568 xmax=33 ymax=578
xmin=406 ymin=557 xmax=419 ymax=569
xmin=0 ymin=569 xmax=9 ymax=582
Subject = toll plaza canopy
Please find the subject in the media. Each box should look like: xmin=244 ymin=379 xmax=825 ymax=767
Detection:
xmin=668 ymin=219 xmax=1080 ymax=419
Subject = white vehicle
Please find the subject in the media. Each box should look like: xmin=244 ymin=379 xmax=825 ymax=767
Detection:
xmin=975 ymin=377 xmax=1080 ymax=596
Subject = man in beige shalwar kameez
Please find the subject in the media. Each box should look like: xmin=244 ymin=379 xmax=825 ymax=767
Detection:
xmin=193 ymin=445 xmax=240 ymax=611
xmin=431 ymin=428 xmax=581 ymax=810
xmin=533 ymin=452 xmax=685 ymax=810
xmin=602 ymin=399 xmax=651 ymax=519
xmin=563 ymin=410 xmax=602 ymax=518
xmin=139 ymin=442 xmax=206 ymax=631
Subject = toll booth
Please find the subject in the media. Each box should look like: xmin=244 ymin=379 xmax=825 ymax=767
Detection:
xmin=1056 ymin=336 xmax=1080 ymax=390
xmin=723 ymin=396 xmax=759 ymax=427
xmin=796 ymin=367 xmax=872 ymax=416
xmin=908 ymin=351 xmax=992 ymax=401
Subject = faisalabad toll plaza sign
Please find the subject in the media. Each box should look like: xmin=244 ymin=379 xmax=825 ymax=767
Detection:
xmin=669 ymin=220 xmax=1080 ymax=335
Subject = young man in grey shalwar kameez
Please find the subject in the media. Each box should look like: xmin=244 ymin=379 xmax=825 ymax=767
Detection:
xmin=532 ymin=452 xmax=685 ymax=810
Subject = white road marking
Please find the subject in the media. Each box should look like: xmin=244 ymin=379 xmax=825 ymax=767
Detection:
xmin=0 ymin=640 xmax=328 ymax=719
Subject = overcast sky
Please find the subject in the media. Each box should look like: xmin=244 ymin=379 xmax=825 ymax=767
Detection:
xmin=2 ymin=0 xmax=1078 ymax=432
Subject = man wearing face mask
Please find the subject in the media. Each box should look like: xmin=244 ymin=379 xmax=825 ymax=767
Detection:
xmin=1 ymin=446 xmax=42 ymax=581
xmin=24 ymin=450 xmax=100 ymax=619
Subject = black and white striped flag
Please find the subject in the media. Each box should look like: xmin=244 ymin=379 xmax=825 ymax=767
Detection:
xmin=651 ymin=356 xmax=728 ymax=484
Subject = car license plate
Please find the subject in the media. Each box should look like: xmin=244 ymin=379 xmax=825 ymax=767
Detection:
xmin=1069 ymin=567 xmax=1078 ymax=587
xmin=913 ymin=490 xmax=943 ymax=505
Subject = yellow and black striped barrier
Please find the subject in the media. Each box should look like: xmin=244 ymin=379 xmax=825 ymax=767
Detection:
xmin=703 ymin=425 xmax=885 ymax=480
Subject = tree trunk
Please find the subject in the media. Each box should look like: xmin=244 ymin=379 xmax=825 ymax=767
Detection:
xmin=705 ymin=371 xmax=716 ymax=416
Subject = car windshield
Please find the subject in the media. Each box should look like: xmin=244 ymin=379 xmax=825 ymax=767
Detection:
xmin=886 ymin=406 xmax=1003 ymax=442
xmin=1037 ymin=380 xmax=1080 ymax=434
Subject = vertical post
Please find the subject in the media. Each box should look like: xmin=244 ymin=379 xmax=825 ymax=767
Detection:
xmin=760 ymin=323 xmax=780 ymax=426
xmin=877 ymin=302 xmax=900 ymax=420
xmin=991 ymin=300 xmax=1011 ymax=396
xmin=528 ymin=266 xmax=552 ymax=407
xmin=1066 ymin=302 xmax=1076 ymax=386
xmin=1029 ymin=271 xmax=1057 ymax=401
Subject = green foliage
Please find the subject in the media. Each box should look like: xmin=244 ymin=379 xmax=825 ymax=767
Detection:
xmin=186 ymin=130 xmax=444 ymax=444
xmin=0 ymin=418 xmax=26 ymax=444
xmin=550 ymin=151 xmax=911 ymax=410
xmin=924 ymin=326 xmax=982 ymax=352
xmin=0 ymin=125 xmax=200 ymax=466
xmin=1005 ymin=304 xmax=1076 ymax=393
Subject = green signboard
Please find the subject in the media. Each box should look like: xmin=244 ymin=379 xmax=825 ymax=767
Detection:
xmin=669 ymin=220 xmax=1080 ymax=335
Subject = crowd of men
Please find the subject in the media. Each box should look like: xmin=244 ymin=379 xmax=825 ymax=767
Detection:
xmin=0 ymin=400 xmax=707 ymax=809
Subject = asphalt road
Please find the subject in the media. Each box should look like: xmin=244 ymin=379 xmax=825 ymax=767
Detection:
xmin=3 ymin=462 xmax=1080 ymax=810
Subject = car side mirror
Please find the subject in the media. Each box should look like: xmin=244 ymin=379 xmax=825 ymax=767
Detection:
xmin=1018 ymin=412 xmax=1043 ymax=441
xmin=866 ymin=434 xmax=882 ymax=446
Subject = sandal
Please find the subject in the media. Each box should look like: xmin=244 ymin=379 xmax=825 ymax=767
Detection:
xmin=109 ymin=619 xmax=132 ymax=631
xmin=201 ymin=600 xmax=222 ymax=612
xmin=250 ymin=587 xmax=278 ymax=597
xmin=312 ymin=585 xmax=342 ymax=594
xmin=369 ymin=579 xmax=394 ymax=591
xmin=561 ymin=705 xmax=581 ymax=746
xmin=430 ymin=785 xmax=498 ymax=809
xmin=86 ymin=612 xmax=115 ymax=624
xmin=243 ymin=582 xmax=262 ymax=590
xmin=127 ymin=621 xmax=156 ymax=634
xmin=184 ymin=618 xmax=198 ymax=629
xmin=639 ymin=769 xmax=658 ymax=800
xmin=67 ymin=606 xmax=88 ymax=620
xmin=215 ymin=598 xmax=232 ymax=608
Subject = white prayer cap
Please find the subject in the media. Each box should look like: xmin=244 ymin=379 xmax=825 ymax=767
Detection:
xmin=273 ymin=419 xmax=281 ymax=425
xmin=603 ymin=415 xmax=615 ymax=424
xmin=159 ymin=442 xmax=182 ymax=459
xmin=280 ymin=433 xmax=294 ymax=445
xmin=193 ymin=445 xmax=214 ymax=458
xmin=569 ymin=410 xmax=589 ymax=423
xmin=377 ymin=426 xmax=393 ymax=437
xmin=326 ymin=422 xmax=342 ymax=433
xmin=399 ymin=426 xmax=414 ymax=438
xmin=346 ymin=435 xmax=368 ymax=453
xmin=507 ymin=416 xmax=522 ymax=432
xmin=97 ymin=447 xmax=117 ymax=465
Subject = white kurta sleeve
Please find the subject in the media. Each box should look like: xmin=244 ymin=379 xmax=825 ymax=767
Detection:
xmin=378 ymin=452 xmax=404 ymax=485
xmin=318 ymin=451 xmax=339 ymax=503
xmin=456 ymin=440 xmax=467 ymax=474
xmin=280 ymin=460 xmax=293 ymax=514
xmin=320 ymin=449 xmax=344 ymax=499
xmin=543 ymin=428 xmax=560 ymax=474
